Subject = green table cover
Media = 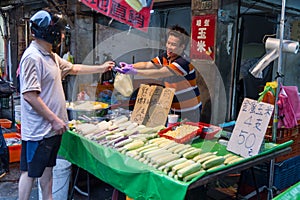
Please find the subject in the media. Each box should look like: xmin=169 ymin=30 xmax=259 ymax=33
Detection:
xmin=58 ymin=130 xmax=292 ymax=200
xmin=273 ymin=181 xmax=300 ymax=200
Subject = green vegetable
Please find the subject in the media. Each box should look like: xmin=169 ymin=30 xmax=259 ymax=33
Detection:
xmin=155 ymin=154 xmax=181 ymax=167
xmin=177 ymin=162 xmax=202 ymax=178
xmin=183 ymin=170 xmax=205 ymax=182
xmin=173 ymin=144 xmax=191 ymax=154
xmin=224 ymin=155 xmax=240 ymax=165
xmin=197 ymin=154 xmax=218 ymax=164
xmin=123 ymin=140 xmax=144 ymax=151
xmin=183 ymin=148 xmax=202 ymax=159
xmin=164 ymin=158 xmax=188 ymax=171
xmin=202 ymin=156 xmax=225 ymax=169
xmin=172 ymin=160 xmax=195 ymax=173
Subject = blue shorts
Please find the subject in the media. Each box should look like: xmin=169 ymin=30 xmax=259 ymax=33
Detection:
xmin=20 ymin=135 xmax=62 ymax=178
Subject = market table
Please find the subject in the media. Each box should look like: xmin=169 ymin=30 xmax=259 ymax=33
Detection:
xmin=58 ymin=130 xmax=292 ymax=200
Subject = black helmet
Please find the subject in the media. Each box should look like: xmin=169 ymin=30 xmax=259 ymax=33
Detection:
xmin=30 ymin=10 xmax=67 ymax=47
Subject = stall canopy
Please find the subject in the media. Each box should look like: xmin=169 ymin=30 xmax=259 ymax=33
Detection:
xmin=80 ymin=0 xmax=154 ymax=32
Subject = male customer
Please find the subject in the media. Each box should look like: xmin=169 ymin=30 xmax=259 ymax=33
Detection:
xmin=116 ymin=25 xmax=202 ymax=122
xmin=18 ymin=10 xmax=115 ymax=200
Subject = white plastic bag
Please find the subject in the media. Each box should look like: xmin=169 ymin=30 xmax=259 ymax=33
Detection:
xmin=113 ymin=73 xmax=133 ymax=97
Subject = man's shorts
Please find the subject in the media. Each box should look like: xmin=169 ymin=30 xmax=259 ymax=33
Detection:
xmin=20 ymin=135 xmax=62 ymax=178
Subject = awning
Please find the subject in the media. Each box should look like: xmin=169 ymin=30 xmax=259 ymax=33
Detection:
xmin=80 ymin=0 xmax=154 ymax=32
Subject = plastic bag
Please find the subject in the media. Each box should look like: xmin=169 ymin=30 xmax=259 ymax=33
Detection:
xmin=277 ymin=86 xmax=300 ymax=128
xmin=113 ymin=73 xmax=133 ymax=97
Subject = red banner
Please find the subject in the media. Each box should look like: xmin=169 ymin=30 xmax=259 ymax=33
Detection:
xmin=80 ymin=0 xmax=153 ymax=32
xmin=190 ymin=14 xmax=216 ymax=60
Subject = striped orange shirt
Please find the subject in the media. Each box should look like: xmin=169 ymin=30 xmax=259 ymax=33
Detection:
xmin=151 ymin=52 xmax=202 ymax=112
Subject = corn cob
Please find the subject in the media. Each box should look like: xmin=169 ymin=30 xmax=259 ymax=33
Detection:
xmin=202 ymin=156 xmax=225 ymax=170
xmin=182 ymin=148 xmax=202 ymax=159
xmin=172 ymin=160 xmax=195 ymax=173
xmin=197 ymin=154 xmax=219 ymax=164
xmin=122 ymin=140 xmax=144 ymax=151
xmin=177 ymin=162 xmax=202 ymax=178
xmin=183 ymin=170 xmax=205 ymax=182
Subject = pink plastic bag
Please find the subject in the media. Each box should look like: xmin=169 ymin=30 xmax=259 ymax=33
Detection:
xmin=277 ymin=86 xmax=299 ymax=128
xmin=281 ymin=86 xmax=300 ymax=120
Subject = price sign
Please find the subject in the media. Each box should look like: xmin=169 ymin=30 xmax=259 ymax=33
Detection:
xmin=227 ymin=98 xmax=274 ymax=158
xmin=130 ymin=84 xmax=174 ymax=127
xmin=130 ymin=84 xmax=157 ymax=124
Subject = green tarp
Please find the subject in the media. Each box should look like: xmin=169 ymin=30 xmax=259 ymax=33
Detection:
xmin=58 ymin=130 xmax=292 ymax=200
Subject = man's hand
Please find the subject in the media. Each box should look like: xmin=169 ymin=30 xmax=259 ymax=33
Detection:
xmin=51 ymin=117 xmax=68 ymax=135
xmin=115 ymin=62 xmax=137 ymax=75
xmin=101 ymin=61 xmax=115 ymax=73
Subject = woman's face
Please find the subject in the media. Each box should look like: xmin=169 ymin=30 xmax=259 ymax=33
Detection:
xmin=166 ymin=35 xmax=185 ymax=59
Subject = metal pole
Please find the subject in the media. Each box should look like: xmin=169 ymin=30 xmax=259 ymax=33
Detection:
xmin=268 ymin=0 xmax=285 ymax=199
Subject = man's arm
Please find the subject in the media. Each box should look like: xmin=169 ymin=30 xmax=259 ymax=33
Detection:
xmin=23 ymin=91 xmax=67 ymax=135
xmin=69 ymin=61 xmax=115 ymax=75
xmin=135 ymin=66 xmax=175 ymax=78
xmin=133 ymin=61 xmax=157 ymax=69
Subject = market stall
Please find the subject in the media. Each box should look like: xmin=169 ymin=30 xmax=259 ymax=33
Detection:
xmin=57 ymin=81 xmax=296 ymax=199
xmin=58 ymin=128 xmax=292 ymax=199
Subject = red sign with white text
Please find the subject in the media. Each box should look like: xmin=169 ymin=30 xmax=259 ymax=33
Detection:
xmin=190 ymin=14 xmax=216 ymax=60
xmin=80 ymin=0 xmax=153 ymax=32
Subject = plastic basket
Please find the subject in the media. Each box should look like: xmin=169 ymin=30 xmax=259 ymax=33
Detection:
xmin=158 ymin=122 xmax=203 ymax=143
xmin=4 ymin=132 xmax=21 ymax=163
xmin=158 ymin=121 xmax=221 ymax=143
xmin=265 ymin=124 xmax=300 ymax=162
xmin=273 ymin=155 xmax=300 ymax=191
xmin=242 ymin=155 xmax=300 ymax=191
xmin=0 ymin=119 xmax=12 ymax=129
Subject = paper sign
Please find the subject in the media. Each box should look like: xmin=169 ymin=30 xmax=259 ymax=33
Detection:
xmin=130 ymin=84 xmax=175 ymax=127
xmin=130 ymin=84 xmax=156 ymax=124
xmin=146 ymin=87 xmax=175 ymax=127
xmin=143 ymin=86 xmax=163 ymax=125
xmin=227 ymin=98 xmax=274 ymax=158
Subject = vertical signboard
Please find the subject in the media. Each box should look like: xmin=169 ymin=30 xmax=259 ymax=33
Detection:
xmin=190 ymin=14 xmax=216 ymax=60
xmin=80 ymin=0 xmax=153 ymax=32
xmin=227 ymin=98 xmax=274 ymax=158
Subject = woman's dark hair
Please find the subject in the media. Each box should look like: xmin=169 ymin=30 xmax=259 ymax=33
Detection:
xmin=167 ymin=25 xmax=189 ymax=47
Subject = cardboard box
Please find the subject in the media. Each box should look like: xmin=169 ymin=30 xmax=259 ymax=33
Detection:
xmin=4 ymin=133 xmax=21 ymax=163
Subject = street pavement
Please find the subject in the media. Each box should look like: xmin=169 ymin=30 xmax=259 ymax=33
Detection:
xmin=0 ymin=161 xmax=123 ymax=200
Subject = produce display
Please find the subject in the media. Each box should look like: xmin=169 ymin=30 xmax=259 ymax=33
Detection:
xmin=163 ymin=124 xmax=199 ymax=139
xmin=70 ymin=115 xmax=244 ymax=182
xmin=66 ymin=101 xmax=109 ymax=111
xmin=159 ymin=122 xmax=222 ymax=143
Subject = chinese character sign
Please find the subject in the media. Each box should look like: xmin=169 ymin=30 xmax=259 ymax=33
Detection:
xmin=190 ymin=14 xmax=216 ymax=60
xmin=227 ymin=98 xmax=274 ymax=158
xmin=80 ymin=0 xmax=153 ymax=32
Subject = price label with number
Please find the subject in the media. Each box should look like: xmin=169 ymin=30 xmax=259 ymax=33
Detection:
xmin=227 ymin=98 xmax=274 ymax=158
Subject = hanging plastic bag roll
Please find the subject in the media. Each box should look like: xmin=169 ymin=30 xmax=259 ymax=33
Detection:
xmin=265 ymin=37 xmax=299 ymax=54
xmin=249 ymin=48 xmax=279 ymax=78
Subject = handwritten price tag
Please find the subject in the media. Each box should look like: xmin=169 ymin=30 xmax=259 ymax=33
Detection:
xmin=227 ymin=98 xmax=274 ymax=158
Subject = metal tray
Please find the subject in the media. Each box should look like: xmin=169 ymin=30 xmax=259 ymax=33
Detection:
xmin=66 ymin=101 xmax=109 ymax=120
